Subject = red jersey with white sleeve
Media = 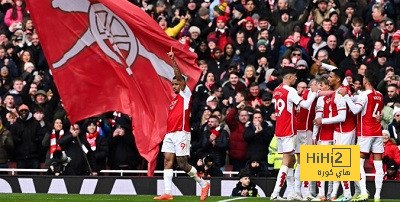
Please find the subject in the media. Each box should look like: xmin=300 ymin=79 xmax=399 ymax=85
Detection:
xmin=330 ymin=86 xmax=356 ymax=133
xmin=273 ymin=84 xmax=304 ymax=137
xmin=315 ymin=95 xmax=334 ymax=141
xmin=296 ymin=89 xmax=317 ymax=132
xmin=167 ymin=85 xmax=191 ymax=133
xmin=355 ymin=89 xmax=383 ymax=137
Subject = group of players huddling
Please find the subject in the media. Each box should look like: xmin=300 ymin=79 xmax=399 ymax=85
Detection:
xmin=270 ymin=67 xmax=384 ymax=202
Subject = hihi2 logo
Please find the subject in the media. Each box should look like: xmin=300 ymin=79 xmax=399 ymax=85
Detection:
xmin=300 ymin=145 xmax=360 ymax=181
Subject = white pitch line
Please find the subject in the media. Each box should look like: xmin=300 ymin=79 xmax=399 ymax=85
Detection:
xmin=218 ymin=197 xmax=248 ymax=202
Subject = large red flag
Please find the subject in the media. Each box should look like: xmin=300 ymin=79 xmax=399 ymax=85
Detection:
xmin=26 ymin=0 xmax=201 ymax=176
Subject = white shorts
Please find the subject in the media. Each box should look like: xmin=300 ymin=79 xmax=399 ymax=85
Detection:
xmin=295 ymin=130 xmax=312 ymax=153
xmin=277 ymin=136 xmax=295 ymax=154
xmin=161 ymin=131 xmax=191 ymax=156
xmin=333 ymin=129 xmax=356 ymax=145
xmin=358 ymin=136 xmax=384 ymax=154
xmin=318 ymin=140 xmax=333 ymax=145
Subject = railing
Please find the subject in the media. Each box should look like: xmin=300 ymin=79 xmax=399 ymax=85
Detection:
xmin=0 ymin=168 xmax=377 ymax=177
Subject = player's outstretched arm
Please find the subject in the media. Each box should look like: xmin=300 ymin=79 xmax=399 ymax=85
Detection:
xmin=167 ymin=47 xmax=186 ymax=91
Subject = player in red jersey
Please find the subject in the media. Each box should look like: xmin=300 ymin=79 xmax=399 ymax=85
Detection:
xmin=270 ymin=67 xmax=318 ymax=200
xmin=339 ymin=71 xmax=384 ymax=202
xmin=314 ymin=69 xmax=353 ymax=201
xmin=312 ymin=76 xmax=334 ymax=201
xmin=154 ymin=49 xmax=209 ymax=201
xmin=293 ymin=80 xmax=317 ymax=200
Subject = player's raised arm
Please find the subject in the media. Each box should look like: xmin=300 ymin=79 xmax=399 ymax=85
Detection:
xmin=167 ymin=47 xmax=186 ymax=91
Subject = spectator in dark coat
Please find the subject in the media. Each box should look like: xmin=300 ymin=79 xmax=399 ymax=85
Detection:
xmin=339 ymin=45 xmax=361 ymax=76
xmin=201 ymin=115 xmax=229 ymax=168
xmin=107 ymin=114 xmax=141 ymax=170
xmin=80 ymin=118 xmax=108 ymax=176
xmin=0 ymin=117 xmax=13 ymax=168
xmin=11 ymin=104 xmax=45 ymax=169
xmin=231 ymin=169 xmax=259 ymax=197
xmin=243 ymin=159 xmax=268 ymax=177
xmin=243 ymin=112 xmax=273 ymax=162
xmin=42 ymin=119 xmax=88 ymax=175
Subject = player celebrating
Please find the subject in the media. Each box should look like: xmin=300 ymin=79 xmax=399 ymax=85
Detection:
xmin=339 ymin=71 xmax=384 ymax=202
xmin=312 ymin=76 xmax=334 ymax=201
xmin=154 ymin=49 xmax=210 ymax=201
xmin=314 ymin=69 xmax=355 ymax=201
xmin=294 ymin=80 xmax=317 ymax=200
xmin=270 ymin=67 xmax=317 ymax=200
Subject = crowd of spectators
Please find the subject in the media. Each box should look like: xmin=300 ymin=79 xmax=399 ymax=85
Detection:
xmin=0 ymin=0 xmax=400 ymax=177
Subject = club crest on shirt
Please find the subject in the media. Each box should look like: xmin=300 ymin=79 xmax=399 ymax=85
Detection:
xmin=169 ymin=99 xmax=178 ymax=110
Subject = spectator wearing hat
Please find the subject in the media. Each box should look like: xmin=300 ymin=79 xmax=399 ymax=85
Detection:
xmin=207 ymin=47 xmax=228 ymax=83
xmin=371 ymin=17 xmax=390 ymax=42
xmin=329 ymin=11 xmax=346 ymax=42
xmin=384 ymin=159 xmax=400 ymax=180
xmin=295 ymin=60 xmax=310 ymax=83
xmin=382 ymin=130 xmax=400 ymax=164
xmin=232 ymin=16 xmax=256 ymax=48
xmin=191 ymin=106 xmax=213 ymax=160
xmin=339 ymin=45 xmax=361 ymax=76
xmin=200 ymin=115 xmax=229 ymax=169
xmin=195 ymin=40 xmax=211 ymax=61
xmin=340 ymin=2 xmax=357 ymax=28
xmin=368 ymin=50 xmax=390 ymax=81
xmin=188 ymin=26 xmax=201 ymax=49
xmin=107 ymin=114 xmax=141 ymax=172
xmin=265 ymin=0 xmax=311 ymax=42
xmin=209 ymin=1 xmax=228 ymax=21
xmin=243 ymin=111 xmax=273 ymax=163
xmin=308 ymin=29 xmax=327 ymax=58
xmin=312 ymin=0 xmax=338 ymax=27
xmin=11 ymin=104 xmax=46 ymax=169
xmin=247 ymin=38 xmax=271 ymax=66
xmin=0 ymin=116 xmax=13 ymax=168
xmin=209 ymin=15 xmax=232 ymax=51
xmin=191 ymin=7 xmax=212 ymax=40
xmin=259 ymin=92 xmax=274 ymax=121
xmin=231 ymin=169 xmax=260 ymax=197
xmin=389 ymin=30 xmax=400 ymax=68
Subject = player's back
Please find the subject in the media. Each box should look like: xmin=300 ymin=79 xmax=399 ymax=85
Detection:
xmin=273 ymin=84 xmax=297 ymax=138
xmin=357 ymin=89 xmax=383 ymax=137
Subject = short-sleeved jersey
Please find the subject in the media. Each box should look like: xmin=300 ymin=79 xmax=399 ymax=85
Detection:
xmin=331 ymin=86 xmax=356 ymax=133
xmin=272 ymin=84 xmax=302 ymax=137
xmin=355 ymin=89 xmax=383 ymax=137
xmin=316 ymin=95 xmax=334 ymax=141
xmin=167 ymin=85 xmax=191 ymax=133
xmin=296 ymin=89 xmax=317 ymax=132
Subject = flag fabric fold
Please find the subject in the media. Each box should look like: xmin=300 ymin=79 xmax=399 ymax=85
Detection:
xmin=27 ymin=0 xmax=201 ymax=176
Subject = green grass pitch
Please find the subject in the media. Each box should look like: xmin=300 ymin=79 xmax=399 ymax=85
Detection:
xmin=0 ymin=194 xmax=398 ymax=201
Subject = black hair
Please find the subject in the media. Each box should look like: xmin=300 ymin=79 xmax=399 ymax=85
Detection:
xmin=331 ymin=69 xmax=344 ymax=82
xmin=172 ymin=76 xmax=186 ymax=82
xmin=239 ymin=169 xmax=251 ymax=179
xmin=278 ymin=67 xmax=297 ymax=77
xmin=364 ymin=70 xmax=377 ymax=87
